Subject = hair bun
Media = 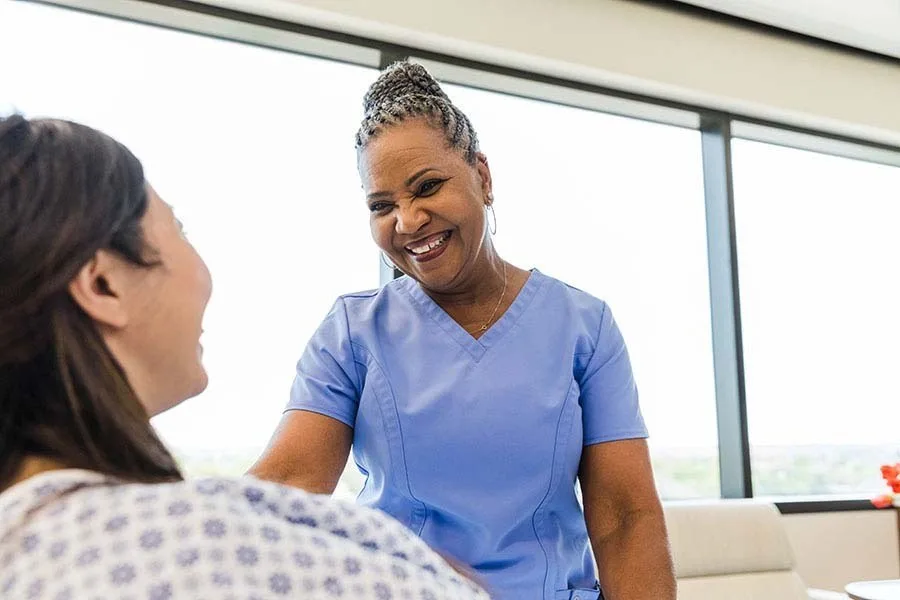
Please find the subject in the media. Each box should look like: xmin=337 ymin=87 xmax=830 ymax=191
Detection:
xmin=362 ymin=60 xmax=450 ymax=114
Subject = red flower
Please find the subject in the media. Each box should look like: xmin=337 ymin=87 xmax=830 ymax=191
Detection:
xmin=872 ymin=494 xmax=894 ymax=509
xmin=881 ymin=464 xmax=900 ymax=480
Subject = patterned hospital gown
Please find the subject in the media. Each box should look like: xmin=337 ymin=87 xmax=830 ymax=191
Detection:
xmin=0 ymin=469 xmax=490 ymax=599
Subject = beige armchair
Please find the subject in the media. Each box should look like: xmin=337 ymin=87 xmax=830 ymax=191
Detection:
xmin=664 ymin=501 xmax=847 ymax=600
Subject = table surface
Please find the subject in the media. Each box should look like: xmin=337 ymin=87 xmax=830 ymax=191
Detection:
xmin=846 ymin=580 xmax=900 ymax=600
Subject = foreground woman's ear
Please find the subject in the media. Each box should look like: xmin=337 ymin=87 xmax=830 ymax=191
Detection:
xmin=67 ymin=250 xmax=130 ymax=329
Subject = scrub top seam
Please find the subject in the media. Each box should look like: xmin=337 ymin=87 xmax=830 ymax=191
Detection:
xmin=532 ymin=380 xmax=580 ymax=600
xmin=339 ymin=297 xmax=364 ymax=392
xmin=350 ymin=341 xmax=429 ymax=532
xmin=584 ymin=302 xmax=610 ymax=371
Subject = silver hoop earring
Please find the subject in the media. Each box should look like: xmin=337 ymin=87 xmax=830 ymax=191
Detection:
xmin=486 ymin=204 xmax=497 ymax=235
xmin=381 ymin=252 xmax=397 ymax=271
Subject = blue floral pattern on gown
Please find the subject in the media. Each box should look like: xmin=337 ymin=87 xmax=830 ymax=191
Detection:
xmin=0 ymin=470 xmax=489 ymax=599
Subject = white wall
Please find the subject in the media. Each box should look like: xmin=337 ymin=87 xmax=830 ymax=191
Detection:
xmin=204 ymin=0 xmax=900 ymax=145
xmin=783 ymin=510 xmax=899 ymax=592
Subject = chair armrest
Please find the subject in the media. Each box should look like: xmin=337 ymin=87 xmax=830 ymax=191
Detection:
xmin=808 ymin=588 xmax=849 ymax=600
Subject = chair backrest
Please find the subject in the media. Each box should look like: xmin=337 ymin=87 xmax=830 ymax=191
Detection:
xmin=664 ymin=500 xmax=810 ymax=600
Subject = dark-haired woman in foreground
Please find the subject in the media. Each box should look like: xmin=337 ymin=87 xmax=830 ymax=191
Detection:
xmin=0 ymin=115 xmax=488 ymax=600
xmin=252 ymin=61 xmax=675 ymax=600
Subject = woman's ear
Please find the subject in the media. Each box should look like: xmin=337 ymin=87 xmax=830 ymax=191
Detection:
xmin=67 ymin=250 xmax=129 ymax=329
xmin=475 ymin=152 xmax=494 ymax=205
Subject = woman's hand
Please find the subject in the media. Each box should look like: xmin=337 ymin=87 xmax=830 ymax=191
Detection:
xmin=579 ymin=438 xmax=676 ymax=600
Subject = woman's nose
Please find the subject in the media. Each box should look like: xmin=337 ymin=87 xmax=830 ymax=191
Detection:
xmin=395 ymin=203 xmax=429 ymax=235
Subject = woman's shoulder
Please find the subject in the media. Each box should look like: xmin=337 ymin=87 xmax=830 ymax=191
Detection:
xmin=108 ymin=476 xmax=431 ymax=554
xmin=1 ymin=473 xmax=487 ymax=599
xmin=327 ymin=277 xmax=414 ymax=325
xmin=24 ymin=474 xmax=440 ymax=556
xmin=135 ymin=476 xmax=486 ymax=597
xmin=532 ymin=269 xmax=611 ymax=318
xmin=526 ymin=270 xmax=623 ymax=358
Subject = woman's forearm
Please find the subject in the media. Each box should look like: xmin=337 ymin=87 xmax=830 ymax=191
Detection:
xmin=591 ymin=507 xmax=676 ymax=600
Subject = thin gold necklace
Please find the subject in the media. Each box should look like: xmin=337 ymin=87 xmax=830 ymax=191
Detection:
xmin=471 ymin=261 xmax=508 ymax=333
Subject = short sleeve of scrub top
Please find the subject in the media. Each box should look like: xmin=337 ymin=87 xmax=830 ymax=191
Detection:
xmin=288 ymin=297 xmax=361 ymax=428
xmin=579 ymin=301 xmax=645 ymax=445
xmin=286 ymin=271 xmax=647 ymax=600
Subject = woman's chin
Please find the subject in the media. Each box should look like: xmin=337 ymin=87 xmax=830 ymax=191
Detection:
xmin=416 ymin=270 xmax=465 ymax=294
xmin=148 ymin=371 xmax=208 ymax=418
xmin=192 ymin=367 xmax=210 ymax=396
xmin=175 ymin=366 xmax=210 ymax=408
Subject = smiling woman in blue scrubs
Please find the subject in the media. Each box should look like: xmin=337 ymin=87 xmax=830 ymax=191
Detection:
xmin=251 ymin=61 xmax=675 ymax=600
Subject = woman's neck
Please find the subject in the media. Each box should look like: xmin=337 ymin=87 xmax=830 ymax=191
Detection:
xmin=424 ymin=252 xmax=508 ymax=309
xmin=422 ymin=254 xmax=532 ymax=338
xmin=3 ymin=456 xmax=65 ymax=493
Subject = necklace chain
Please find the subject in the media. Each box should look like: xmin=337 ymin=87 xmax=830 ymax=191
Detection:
xmin=472 ymin=261 xmax=508 ymax=333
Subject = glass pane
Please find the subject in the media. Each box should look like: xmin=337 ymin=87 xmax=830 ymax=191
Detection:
xmin=733 ymin=138 xmax=900 ymax=497
xmin=444 ymin=83 xmax=719 ymax=499
xmin=1 ymin=2 xmax=379 ymax=498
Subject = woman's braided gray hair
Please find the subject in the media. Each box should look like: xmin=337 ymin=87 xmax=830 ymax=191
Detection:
xmin=355 ymin=60 xmax=480 ymax=163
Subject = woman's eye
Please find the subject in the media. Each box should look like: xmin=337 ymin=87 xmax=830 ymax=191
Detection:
xmin=369 ymin=202 xmax=391 ymax=213
xmin=417 ymin=179 xmax=445 ymax=197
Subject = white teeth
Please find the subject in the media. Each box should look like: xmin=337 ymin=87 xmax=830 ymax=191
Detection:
xmin=409 ymin=233 xmax=448 ymax=255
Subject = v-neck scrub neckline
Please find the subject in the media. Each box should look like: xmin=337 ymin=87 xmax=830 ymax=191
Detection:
xmin=401 ymin=269 xmax=541 ymax=361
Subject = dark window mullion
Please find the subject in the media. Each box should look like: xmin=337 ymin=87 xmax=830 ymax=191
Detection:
xmin=701 ymin=115 xmax=753 ymax=499
xmin=377 ymin=49 xmax=409 ymax=284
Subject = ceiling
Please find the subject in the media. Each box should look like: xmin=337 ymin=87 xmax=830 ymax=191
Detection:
xmin=676 ymin=0 xmax=900 ymax=60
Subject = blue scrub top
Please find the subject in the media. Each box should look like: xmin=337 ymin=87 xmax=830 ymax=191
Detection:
xmin=287 ymin=270 xmax=647 ymax=600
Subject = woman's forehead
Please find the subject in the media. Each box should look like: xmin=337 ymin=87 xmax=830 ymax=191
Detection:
xmin=367 ymin=119 xmax=446 ymax=154
xmin=361 ymin=127 xmax=460 ymax=182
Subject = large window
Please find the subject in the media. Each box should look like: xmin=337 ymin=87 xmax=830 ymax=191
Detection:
xmin=1 ymin=1 xmax=378 ymax=497
xmin=6 ymin=0 xmax=900 ymax=508
xmin=440 ymin=82 xmax=720 ymax=499
xmin=733 ymin=139 xmax=900 ymax=497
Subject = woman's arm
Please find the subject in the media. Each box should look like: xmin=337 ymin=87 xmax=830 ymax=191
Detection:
xmin=579 ymin=438 xmax=676 ymax=600
xmin=248 ymin=410 xmax=352 ymax=494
